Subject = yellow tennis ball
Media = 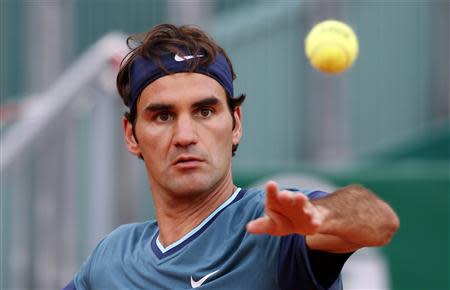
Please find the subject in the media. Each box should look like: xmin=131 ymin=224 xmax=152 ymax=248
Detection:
xmin=305 ymin=20 xmax=359 ymax=74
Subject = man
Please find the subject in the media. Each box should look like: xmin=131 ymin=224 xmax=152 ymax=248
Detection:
xmin=63 ymin=24 xmax=399 ymax=290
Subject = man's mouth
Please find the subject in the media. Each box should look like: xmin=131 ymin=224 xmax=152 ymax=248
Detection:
xmin=173 ymin=155 xmax=205 ymax=168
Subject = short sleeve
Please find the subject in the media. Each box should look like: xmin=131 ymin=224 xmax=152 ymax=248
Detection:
xmin=306 ymin=190 xmax=328 ymax=200
xmin=73 ymin=253 xmax=93 ymax=290
xmin=61 ymin=280 xmax=76 ymax=290
xmin=73 ymin=237 xmax=107 ymax=290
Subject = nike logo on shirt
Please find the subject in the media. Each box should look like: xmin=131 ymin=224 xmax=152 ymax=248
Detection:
xmin=190 ymin=270 xmax=219 ymax=288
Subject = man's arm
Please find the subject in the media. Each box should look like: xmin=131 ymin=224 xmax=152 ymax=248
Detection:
xmin=246 ymin=181 xmax=399 ymax=253
xmin=306 ymin=184 xmax=400 ymax=252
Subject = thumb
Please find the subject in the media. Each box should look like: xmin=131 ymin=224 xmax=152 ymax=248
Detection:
xmin=246 ymin=216 xmax=274 ymax=234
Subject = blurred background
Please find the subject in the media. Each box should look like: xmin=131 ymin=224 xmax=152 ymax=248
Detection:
xmin=1 ymin=0 xmax=449 ymax=289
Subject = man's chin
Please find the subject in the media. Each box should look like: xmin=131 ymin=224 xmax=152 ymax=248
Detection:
xmin=168 ymin=174 xmax=217 ymax=197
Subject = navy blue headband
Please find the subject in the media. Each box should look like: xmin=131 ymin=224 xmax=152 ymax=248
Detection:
xmin=129 ymin=51 xmax=234 ymax=112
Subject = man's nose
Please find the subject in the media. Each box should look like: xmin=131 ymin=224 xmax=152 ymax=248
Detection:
xmin=172 ymin=115 xmax=198 ymax=147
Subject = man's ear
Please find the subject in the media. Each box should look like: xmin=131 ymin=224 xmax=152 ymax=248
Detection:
xmin=232 ymin=106 xmax=242 ymax=145
xmin=123 ymin=116 xmax=141 ymax=157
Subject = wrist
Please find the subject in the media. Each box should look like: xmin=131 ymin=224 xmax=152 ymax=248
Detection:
xmin=314 ymin=204 xmax=331 ymax=235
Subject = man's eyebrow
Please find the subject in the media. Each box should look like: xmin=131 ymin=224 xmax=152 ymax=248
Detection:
xmin=144 ymin=103 xmax=174 ymax=112
xmin=192 ymin=97 xmax=221 ymax=108
xmin=143 ymin=96 xmax=221 ymax=112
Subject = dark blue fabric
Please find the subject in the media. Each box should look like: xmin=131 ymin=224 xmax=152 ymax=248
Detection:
xmin=308 ymin=249 xmax=352 ymax=289
xmin=61 ymin=280 xmax=76 ymax=290
xmin=130 ymin=51 xmax=234 ymax=113
xmin=307 ymin=190 xmax=328 ymax=200
xmin=279 ymin=234 xmax=323 ymax=290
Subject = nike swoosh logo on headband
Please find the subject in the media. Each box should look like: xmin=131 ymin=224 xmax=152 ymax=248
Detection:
xmin=174 ymin=54 xmax=204 ymax=62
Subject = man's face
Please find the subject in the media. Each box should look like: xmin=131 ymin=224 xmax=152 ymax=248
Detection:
xmin=124 ymin=73 xmax=242 ymax=198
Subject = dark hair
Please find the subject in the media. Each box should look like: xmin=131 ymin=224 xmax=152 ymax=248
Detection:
xmin=117 ymin=24 xmax=245 ymax=156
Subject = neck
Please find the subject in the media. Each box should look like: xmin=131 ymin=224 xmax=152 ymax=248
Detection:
xmin=152 ymin=170 xmax=236 ymax=247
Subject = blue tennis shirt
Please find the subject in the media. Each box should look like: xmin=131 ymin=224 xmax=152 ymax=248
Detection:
xmin=65 ymin=188 xmax=350 ymax=290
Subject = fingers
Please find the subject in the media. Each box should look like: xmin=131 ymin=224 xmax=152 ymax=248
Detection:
xmin=265 ymin=181 xmax=279 ymax=204
xmin=247 ymin=210 xmax=322 ymax=236
xmin=278 ymin=190 xmax=308 ymax=207
xmin=265 ymin=181 xmax=308 ymax=210
xmin=246 ymin=181 xmax=324 ymax=236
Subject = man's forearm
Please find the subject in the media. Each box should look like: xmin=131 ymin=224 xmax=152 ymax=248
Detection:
xmin=311 ymin=184 xmax=400 ymax=249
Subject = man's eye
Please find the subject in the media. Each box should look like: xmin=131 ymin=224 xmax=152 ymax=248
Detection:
xmin=156 ymin=112 xmax=172 ymax=122
xmin=199 ymin=108 xmax=213 ymax=118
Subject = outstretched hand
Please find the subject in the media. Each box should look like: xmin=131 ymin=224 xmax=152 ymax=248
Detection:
xmin=246 ymin=181 xmax=324 ymax=236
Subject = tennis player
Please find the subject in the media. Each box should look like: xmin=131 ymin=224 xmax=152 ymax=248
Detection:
xmin=63 ymin=24 xmax=399 ymax=290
